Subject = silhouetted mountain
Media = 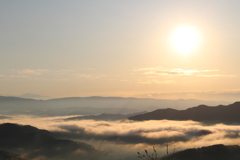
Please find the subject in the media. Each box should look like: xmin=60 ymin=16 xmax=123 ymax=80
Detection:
xmin=0 ymin=96 xmax=229 ymax=116
xmin=161 ymin=144 xmax=240 ymax=160
xmin=129 ymin=102 xmax=240 ymax=124
xmin=0 ymin=123 xmax=100 ymax=160
xmin=65 ymin=111 xmax=147 ymax=121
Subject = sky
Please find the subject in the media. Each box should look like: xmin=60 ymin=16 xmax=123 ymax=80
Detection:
xmin=1 ymin=0 xmax=240 ymax=101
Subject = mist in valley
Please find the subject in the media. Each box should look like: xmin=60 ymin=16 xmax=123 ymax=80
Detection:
xmin=1 ymin=113 xmax=240 ymax=160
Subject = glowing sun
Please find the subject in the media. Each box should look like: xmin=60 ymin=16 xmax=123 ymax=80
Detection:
xmin=170 ymin=25 xmax=200 ymax=54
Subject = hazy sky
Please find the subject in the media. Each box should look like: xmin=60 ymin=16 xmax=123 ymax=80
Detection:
xmin=1 ymin=0 xmax=240 ymax=101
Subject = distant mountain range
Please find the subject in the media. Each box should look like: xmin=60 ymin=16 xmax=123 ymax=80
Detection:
xmin=0 ymin=96 xmax=229 ymax=116
xmin=0 ymin=123 xmax=100 ymax=160
xmin=18 ymin=93 xmax=51 ymax=100
xmin=160 ymin=144 xmax=240 ymax=160
xmin=128 ymin=102 xmax=240 ymax=124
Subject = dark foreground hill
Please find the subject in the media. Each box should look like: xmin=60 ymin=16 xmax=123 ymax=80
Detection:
xmin=0 ymin=123 xmax=100 ymax=160
xmin=0 ymin=150 xmax=29 ymax=160
xmin=129 ymin=102 xmax=240 ymax=124
xmin=161 ymin=144 xmax=240 ymax=160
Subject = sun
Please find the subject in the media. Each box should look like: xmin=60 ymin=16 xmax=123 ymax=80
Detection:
xmin=170 ymin=25 xmax=200 ymax=54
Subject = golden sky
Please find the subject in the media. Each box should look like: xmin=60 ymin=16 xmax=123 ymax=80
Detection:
xmin=1 ymin=0 xmax=240 ymax=101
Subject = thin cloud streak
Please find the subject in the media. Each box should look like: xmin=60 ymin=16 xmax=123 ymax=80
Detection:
xmin=75 ymin=74 xmax=106 ymax=79
xmin=18 ymin=69 xmax=48 ymax=75
xmin=135 ymin=66 xmax=218 ymax=76
xmin=138 ymin=79 xmax=174 ymax=84
xmin=197 ymin=74 xmax=236 ymax=77
xmin=136 ymin=90 xmax=240 ymax=101
xmin=135 ymin=66 xmax=237 ymax=81
xmin=0 ymin=69 xmax=48 ymax=78
xmin=133 ymin=66 xmax=237 ymax=86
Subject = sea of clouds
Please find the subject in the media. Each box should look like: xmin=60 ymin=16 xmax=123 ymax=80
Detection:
xmin=1 ymin=115 xmax=240 ymax=159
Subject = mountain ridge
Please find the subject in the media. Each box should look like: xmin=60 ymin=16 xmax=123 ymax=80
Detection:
xmin=0 ymin=96 xmax=229 ymax=116
xmin=0 ymin=123 xmax=100 ymax=160
xmin=160 ymin=144 xmax=240 ymax=160
xmin=128 ymin=101 xmax=240 ymax=124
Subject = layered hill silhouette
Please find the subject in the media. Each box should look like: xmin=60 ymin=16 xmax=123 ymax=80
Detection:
xmin=161 ymin=144 xmax=240 ymax=160
xmin=0 ymin=123 xmax=100 ymax=160
xmin=0 ymin=96 xmax=228 ymax=116
xmin=129 ymin=102 xmax=240 ymax=124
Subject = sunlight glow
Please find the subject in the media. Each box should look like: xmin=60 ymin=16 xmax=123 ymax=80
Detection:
xmin=171 ymin=25 xmax=200 ymax=54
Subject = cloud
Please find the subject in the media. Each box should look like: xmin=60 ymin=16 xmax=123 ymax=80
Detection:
xmin=135 ymin=67 xmax=217 ymax=77
xmin=58 ymin=124 xmax=85 ymax=133
xmin=75 ymin=74 xmax=105 ymax=79
xmin=1 ymin=116 xmax=240 ymax=159
xmin=18 ymin=69 xmax=48 ymax=75
xmin=135 ymin=90 xmax=240 ymax=102
xmin=0 ymin=69 xmax=48 ymax=79
xmin=49 ymin=119 xmax=239 ymax=146
xmin=0 ymin=74 xmax=27 ymax=78
xmin=197 ymin=74 xmax=236 ymax=77
xmin=133 ymin=66 xmax=237 ymax=85
xmin=0 ymin=116 xmax=11 ymax=119
xmin=53 ymin=120 xmax=214 ymax=145
xmin=0 ymin=116 xmax=223 ymax=146
xmin=135 ymin=66 xmax=236 ymax=81
xmin=138 ymin=79 xmax=174 ymax=84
